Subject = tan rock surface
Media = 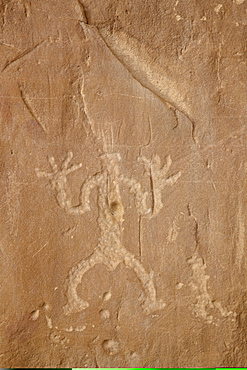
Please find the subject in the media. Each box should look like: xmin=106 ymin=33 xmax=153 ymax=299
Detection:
xmin=0 ymin=0 xmax=246 ymax=367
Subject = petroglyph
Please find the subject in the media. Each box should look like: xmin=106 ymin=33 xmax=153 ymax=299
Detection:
xmin=138 ymin=155 xmax=181 ymax=217
xmin=167 ymin=214 xmax=183 ymax=242
xmin=236 ymin=198 xmax=245 ymax=269
xmin=74 ymin=325 xmax=86 ymax=332
xmin=103 ymin=291 xmax=112 ymax=301
xmin=36 ymin=150 xmax=181 ymax=315
xmin=99 ymin=309 xmax=110 ymax=320
xmin=188 ymin=255 xmax=235 ymax=324
xmin=102 ymin=339 xmax=119 ymax=356
xmin=30 ymin=309 xmax=40 ymax=321
xmin=41 ymin=304 xmax=86 ymax=334
xmin=50 ymin=332 xmax=70 ymax=347
xmin=45 ymin=314 xmax=53 ymax=329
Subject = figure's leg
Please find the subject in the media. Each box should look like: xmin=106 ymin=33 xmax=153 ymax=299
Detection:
xmin=123 ymin=251 xmax=166 ymax=314
xmin=63 ymin=250 xmax=104 ymax=315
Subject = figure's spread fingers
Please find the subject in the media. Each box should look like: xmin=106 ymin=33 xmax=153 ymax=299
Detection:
xmin=48 ymin=156 xmax=58 ymax=171
xmin=35 ymin=169 xmax=52 ymax=178
xmin=62 ymin=151 xmax=73 ymax=169
xmin=65 ymin=163 xmax=82 ymax=175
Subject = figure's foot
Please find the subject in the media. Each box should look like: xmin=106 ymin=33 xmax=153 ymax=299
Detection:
xmin=142 ymin=299 xmax=166 ymax=315
xmin=63 ymin=299 xmax=89 ymax=315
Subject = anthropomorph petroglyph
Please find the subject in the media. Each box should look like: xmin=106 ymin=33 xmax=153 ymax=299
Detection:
xmin=188 ymin=255 xmax=236 ymax=324
xmin=36 ymin=151 xmax=181 ymax=315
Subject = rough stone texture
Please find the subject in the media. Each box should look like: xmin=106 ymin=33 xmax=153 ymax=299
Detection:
xmin=0 ymin=0 xmax=246 ymax=368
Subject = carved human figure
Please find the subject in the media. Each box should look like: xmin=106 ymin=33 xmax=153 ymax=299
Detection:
xmin=36 ymin=151 xmax=181 ymax=315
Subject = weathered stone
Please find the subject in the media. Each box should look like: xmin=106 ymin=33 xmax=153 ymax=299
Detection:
xmin=0 ymin=0 xmax=246 ymax=367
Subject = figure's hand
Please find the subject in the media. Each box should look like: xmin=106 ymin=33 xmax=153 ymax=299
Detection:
xmin=152 ymin=154 xmax=181 ymax=187
xmin=138 ymin=154 xmax=181 ymax=187
xmin=138 ymin=154 xmax=181 ymax=216
xmin=36 ymin=151 xmax=82 ymax=186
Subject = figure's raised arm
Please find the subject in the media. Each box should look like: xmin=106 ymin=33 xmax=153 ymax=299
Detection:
xmin=138 ymin=154 xmax=181 ymax=217
xmin=36 ymin=151 xmax=101 ymax=215
xmin=119 ymin=175 xmax=151 ymax=216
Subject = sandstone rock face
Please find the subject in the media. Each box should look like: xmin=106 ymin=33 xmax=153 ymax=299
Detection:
xmin=0 ymin=0 xmax=246 ymax=367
